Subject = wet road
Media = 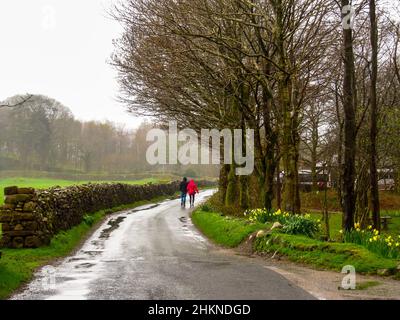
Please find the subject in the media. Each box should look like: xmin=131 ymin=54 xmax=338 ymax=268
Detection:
xmin=12 ymin=190 xmax=315 ymax=300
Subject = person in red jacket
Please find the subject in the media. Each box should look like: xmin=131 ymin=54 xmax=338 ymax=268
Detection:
xmin=187 ymin=179 xmax=199 ymax=208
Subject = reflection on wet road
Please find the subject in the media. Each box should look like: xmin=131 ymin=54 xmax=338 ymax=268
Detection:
xmin=12 ymin=190 xmax=314 ymax=300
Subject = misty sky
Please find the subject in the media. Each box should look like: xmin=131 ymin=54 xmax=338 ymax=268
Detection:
xmin=0 ymin=0 xmax=143 ymax=129
xmin=1 ymin=1 xmax=399 ymax=130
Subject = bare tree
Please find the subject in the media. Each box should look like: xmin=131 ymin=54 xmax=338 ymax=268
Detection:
xmin=0 ymin=94 xmax=33 ymax=109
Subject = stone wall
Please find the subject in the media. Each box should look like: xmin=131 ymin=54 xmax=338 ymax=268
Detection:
xmin=0 ymin=180 xmax=217 ymax=249
xmin=0 ymin=182 xmax=181 ymax=248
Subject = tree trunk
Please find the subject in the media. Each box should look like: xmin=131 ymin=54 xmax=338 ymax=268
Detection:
xmin=276 ymin=159 xmax=282 ymax=210
xmin=341 ymin=0 xmax=357 ymax=231
xmin=369 ymin=0 xmax=381 ymax=231
xmin=311 ymin=123 xmax=319 ymax=191
xmin=273 ymin=1 xmax=300 ymax=214
xmin=225 ymin=162 xmax=238 ymax=206
xmin=219 ymin=164 xmax=230 ymax=203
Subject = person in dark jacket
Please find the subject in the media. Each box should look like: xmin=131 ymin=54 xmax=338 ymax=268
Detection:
xmin=179 ymin=177 xmax=189 ymax=208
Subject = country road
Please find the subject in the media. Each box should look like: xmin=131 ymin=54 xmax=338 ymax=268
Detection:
xmin=12 ymin=190 xmax=315 ymax=300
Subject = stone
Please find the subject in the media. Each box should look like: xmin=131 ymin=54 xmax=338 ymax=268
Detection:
xmin=12 ymin=237 xmax=24 ymax=249
xmin=23 ymin=202 xmax=37 ymax=212
xmin=7 ymin=230 xmax=35 ymax=237
xmin=4 ymin=186 xmax=18 ymax=196
xmin=24 ymin=236 xmax=41 ymax=248
xmin=0 ymin=213 xmax=35 ymax=222
xmin=0 ymin=236 xmax=11 ymax=248
xmin=0 ymin=223 xmax=10 ymax=231
xmin=23 ymin=221 xmax=38 ymax=231
xmin=271 ymin=222 xmax=283 ymax=231
xmin=0 ymin=203 xmax=15 ymax=210
xmin=17 ymin=187 xmax=35 ymax=195
xmin=256 ymin=230 xmax=268 ymax=238
xmin=14 ymin=224 xmax=24 ymax=231
xmin=5 ymin=194 xmax=33 ymax=205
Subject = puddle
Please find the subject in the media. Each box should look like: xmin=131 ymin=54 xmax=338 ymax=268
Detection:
xmin=82 ymin=250 xmax=103 ymax=257
xmin=99 ymin=216 xmax=126 ymax=239
xmin=128 ymin=203 xmax=160 ymax=214
xmin=74 ymin=263 xmax=96 ymax=269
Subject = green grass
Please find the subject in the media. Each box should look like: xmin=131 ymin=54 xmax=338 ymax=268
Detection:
xmin=192 ymin=210 xmax=269 ymax=248
xmin=356 ymin=281 xmax=381 ymax=290
xmin=0 ymin=194 xmax=176 ymax=300
xmin=0 ymin=177 xmax=163 ymax=205
xmin=309 ymin=211 xmax=400 ymax=240
xmin=253 ymin=233 xmax=399 ymax=274
xmin=192 ymin=207 xmax=400 ymax=275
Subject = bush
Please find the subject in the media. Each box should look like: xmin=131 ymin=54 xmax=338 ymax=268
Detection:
xmin=245 ymin=208 xmax=321 ymax=237
xmin=200 ymin=203 xmax=212 ymax=212
xmin=281 ymin=214 xmax=321 ymax=238
xmin=82 ymin=214 xmax=97 ymax=227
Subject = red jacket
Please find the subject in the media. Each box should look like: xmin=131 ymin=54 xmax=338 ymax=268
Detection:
xmin=187 ymin=180 xmax=199 ymax=195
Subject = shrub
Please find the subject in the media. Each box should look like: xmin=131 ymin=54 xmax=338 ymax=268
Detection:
xmin=281 ymin=214 xmax=321 ymax=238
xmin=82 ymin=214 xmax=97 ymax=227
xmin=245 ymin=208 xmax=321 ymax=237
xmin=200 ymin=203 xmax=212 ymax=212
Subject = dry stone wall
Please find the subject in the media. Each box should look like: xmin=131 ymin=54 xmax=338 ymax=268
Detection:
xmin=0 ymin=182 xmax=180 ymax=248
xmin=0 ymin=180 xmax=217 ymax=249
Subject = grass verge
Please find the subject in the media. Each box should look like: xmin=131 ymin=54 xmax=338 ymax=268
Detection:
xmin=253 ymin=233 xmax=399 ymax=274
xmin=192 ymin=208 xmax=400 ymax=276
xmin=192 ymin=210 xmax=268 ymax=247
xmin=0 ymin=194 xmax=176 ymax=300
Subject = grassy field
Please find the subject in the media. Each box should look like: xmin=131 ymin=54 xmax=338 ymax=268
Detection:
xmin=300 ymin=190 xmax=400 ymax=212
xmin=0 ymin=177 xmax=163 ymax=205
xmin=0 ymin=195 xmax=176 ymax=300
xmin=308 ymin=211 xmax=400 ymax=241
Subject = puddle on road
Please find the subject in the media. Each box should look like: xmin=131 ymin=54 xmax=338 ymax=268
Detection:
xmin=127 ymin=203 xmax=161 ymax=214
xmin=82 ymin=250 xmax=103 ymax=257
xmin=74 ymin=263 xmax=96 ymax=269
xmin=100 ymin=216 xmax=127 ymax=239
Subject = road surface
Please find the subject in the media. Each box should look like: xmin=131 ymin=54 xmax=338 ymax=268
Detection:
xmin=12 ymin=190 xmax=315 ymax=300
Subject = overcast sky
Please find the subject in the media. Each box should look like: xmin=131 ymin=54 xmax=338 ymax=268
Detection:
xmin=1 ymin=1 xmax=399 ymax=131
xmin=0 ymin=0 xmax=143 ymax=129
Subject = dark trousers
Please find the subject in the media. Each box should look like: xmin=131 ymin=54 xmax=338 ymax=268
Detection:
xmin=181 ymin=192 xmax=187 ymax=206
xmin=189 ymin=194 xmax=195 ymax=206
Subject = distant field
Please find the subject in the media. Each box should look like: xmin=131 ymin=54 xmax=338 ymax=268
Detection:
xmin=0 ymin=177 xmax=164 ymax=205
